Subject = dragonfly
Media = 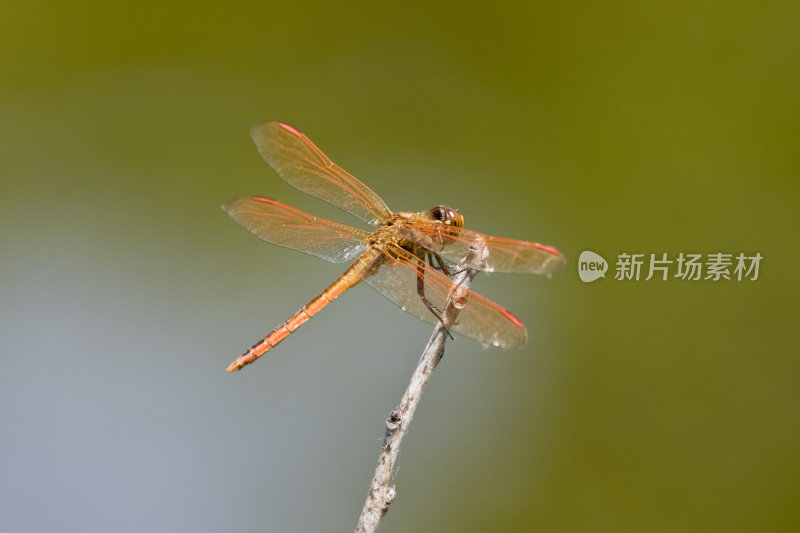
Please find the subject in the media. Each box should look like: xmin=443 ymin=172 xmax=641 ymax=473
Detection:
xmin=223 ymin=122 xmax=565 ymax=372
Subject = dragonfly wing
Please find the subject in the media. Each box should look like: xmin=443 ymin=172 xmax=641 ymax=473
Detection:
xmin=365 ymin=246 xmax=527 ymax=349
xmin=250 ymin=122 xmax=392 ymax=226
xmin=223 ymin=196 xmax=368 ymax=263
xmin=421 ymin=226 xmax=566 ymax=275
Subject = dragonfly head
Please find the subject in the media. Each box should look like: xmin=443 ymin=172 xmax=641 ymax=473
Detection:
xmin=428 ymin=205 xmax=464 ymax=229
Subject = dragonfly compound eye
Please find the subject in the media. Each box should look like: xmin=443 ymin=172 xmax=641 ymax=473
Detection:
xmin=429 ymin=205 xmax=464 ymax=228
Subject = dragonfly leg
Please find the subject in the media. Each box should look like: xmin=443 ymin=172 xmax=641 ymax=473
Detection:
xmin=417 ymin=253 xmax=455 ymax=340
xmin=432 ymin=253 xmax=452 ymax=275
xmin=433 ymin=252 xmax=473 ymax=277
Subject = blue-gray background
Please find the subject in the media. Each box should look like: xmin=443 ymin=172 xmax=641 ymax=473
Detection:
xmin=2 ymin=3 xmax=798 ymax=532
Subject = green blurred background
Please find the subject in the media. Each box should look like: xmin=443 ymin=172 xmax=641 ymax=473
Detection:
xmin=2 ymin=2 xmax=799 ymax=532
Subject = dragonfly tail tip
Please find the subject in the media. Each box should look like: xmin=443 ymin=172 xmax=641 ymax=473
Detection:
xmin=225 ymin=361 xmax=243 ymax=373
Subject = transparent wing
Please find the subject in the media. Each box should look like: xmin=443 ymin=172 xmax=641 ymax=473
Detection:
xmin=397 ymin=223 xmax=566 ymax=275
xmin=250 ymin=122 xmax=392 ymax=226
xmin=223 ymin=196 xmax=368 ymax=263
xmin=365 ymin=245 xmax=528 ymax=349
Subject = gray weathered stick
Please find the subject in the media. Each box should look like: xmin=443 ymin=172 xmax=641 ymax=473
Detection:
xmin=355 ymin=237 xmax=488 ymax=533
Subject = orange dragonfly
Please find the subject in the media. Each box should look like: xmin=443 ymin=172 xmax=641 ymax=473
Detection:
xmin=223 ymin=122 xmax=565 ymax=372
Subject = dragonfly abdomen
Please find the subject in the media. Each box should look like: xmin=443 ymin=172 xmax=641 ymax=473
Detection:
xmin=225 ymin=248 xmax=382 ymax=372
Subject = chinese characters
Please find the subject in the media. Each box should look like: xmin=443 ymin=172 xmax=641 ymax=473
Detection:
xmin=613 ymin=252 xmax=762 ymax=281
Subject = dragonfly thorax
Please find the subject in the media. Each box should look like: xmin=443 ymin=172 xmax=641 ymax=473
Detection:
xmin=372 ymin=210 xmax=459 ymax=254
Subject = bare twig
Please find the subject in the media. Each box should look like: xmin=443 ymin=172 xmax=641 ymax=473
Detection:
xmin=355 ymin=237 xmax=488 ymax=533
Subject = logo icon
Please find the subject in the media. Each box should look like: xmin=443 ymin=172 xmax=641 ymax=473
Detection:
xmin=578 ymin=250 xmax=608 ymax=283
